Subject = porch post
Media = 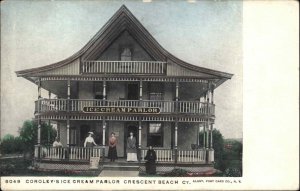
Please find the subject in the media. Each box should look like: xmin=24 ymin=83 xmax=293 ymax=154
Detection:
xmin=206 ymin=91 xmax=210 ymax=149
xmin=48 ymin=91 xmax=51 ymax=143
xmin=139 ymin=79 xmax=143 ymax=101
xmin=67 ymin=80 xmax=71 ymax=99
xmin=210 ymin=123 xmax=213 ymax=148
xmin=67 ymin=79 xmax=70 ymax=147
xmin=103 ymin=80 xmax=107 ymax=100
xmin=138 ymin=118 xmax=142 ymax=161
xmin=203 ymin=94 xmax=206 ymax=148
xmin=175 ymin=81 xmax=179 ymax=101
xmin=67 ymin=118 xmax=70 ymax=146
xmin=174 ymin=120 xmax=178 ymax=163
xmin=37 ymin=118 xmax=41 ymax=145
xmin=175 ymin=80 xmax=179 ymax=163
xmin=38 ymin=78 xmax=41 ymax=99
xmin=102 ymin=118 xmax=106 ymax=146
xmin=37 ymin=78 xmax=41 ymax=146
xmin=211 ymin=83 xmax=214 ymax=104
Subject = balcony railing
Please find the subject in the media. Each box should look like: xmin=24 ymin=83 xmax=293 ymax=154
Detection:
xmin=81 ymin=61 xmax=166 ymax=74
xmin=35 ymin=99 xmax=215 ymax=115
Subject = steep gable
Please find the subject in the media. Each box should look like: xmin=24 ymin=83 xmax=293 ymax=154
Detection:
xmin=96 ymin=30 xmax=154 ymax=61
xmin=16 ymin=5 xmax=233 ymax=86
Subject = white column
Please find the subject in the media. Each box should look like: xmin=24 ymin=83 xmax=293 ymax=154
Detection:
xmin=102 ymin=119 xmax=106 ymax=146
xmin=37 ymin=119 xmax=41 ymax=145
xmin=206 ymin=124 xmax=210 ymax=149
xmin=67 ymin=80 xmax=71 ymax=99
xmin=37 ymin=78 xmax=41 ymax=145
xmin=211 ymin=83 xmax=215 ymax=104
xmin=174 ymin=121 xmax=178 ymax=149
xmin=67 ymin=119 xmax=70 ymax=146
xmin=38 ymin=79 xmax=41 ymax=98
xmin=138 ymin=119 xmax=142 ymax=149
xmin=210 ymin=123 xmax=213 ymax=148
xmin=175 ymin=81 xmax=179 ymax=101
xmin=206 ymin=84 xmax=210 ymax=148
xmin=103 ymin=80 xmax=107 ymax=100
xmin=67 ymin=80 xmax=70 ymax=147
xmin=48 ymin=91 xmax=51 ymax=143
xmin=139 ymin=80 xmax=143 ymax=101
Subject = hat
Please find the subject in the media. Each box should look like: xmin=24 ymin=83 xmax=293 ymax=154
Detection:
xmin=88 ymin=132 xmax=94 ymax=135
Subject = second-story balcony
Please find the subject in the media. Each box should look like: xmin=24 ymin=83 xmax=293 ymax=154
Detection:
xmin=81 ymin=61 xmax=166 ymax=74
xmin=35 ymin=99 xmax=215 ymax=116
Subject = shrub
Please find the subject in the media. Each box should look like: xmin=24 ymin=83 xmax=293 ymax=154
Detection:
xmin=0 ymin=134 xmax=23 ymax=154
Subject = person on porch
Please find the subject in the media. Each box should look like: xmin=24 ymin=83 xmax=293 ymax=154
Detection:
xmin=108 ymin=132 xmax=118 ymax=162
xmin=52 ymin=137 xmax=62 ymax=147
xmin=126 ymin=132 xmax=137 ymax=162
xmin=144 ymin=145 xmax=157 ymax=174
xmin=52 ymin=137 xmax=63 ymax=158
xmin=84 ymin=132 xmax=97 ymax=147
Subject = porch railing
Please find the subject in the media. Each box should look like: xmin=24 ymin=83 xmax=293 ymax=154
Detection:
xmin=141 ymin=149 xmax=174 ymax=162
xmin=177 ymin=149 xmax=206 ymax=163
xmin=35 ymin=145 xmax=105 ymax=161
xmin=140 ymin=148 xmax=206 ymax=163
xmin=81 ymin=61 xmax=166 ymax=74
xmin=35 ymin=99 xmax=215 ymax=115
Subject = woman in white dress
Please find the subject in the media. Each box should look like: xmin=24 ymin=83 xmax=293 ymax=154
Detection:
xmin=126 ymin=132 xmax=137 ymax=162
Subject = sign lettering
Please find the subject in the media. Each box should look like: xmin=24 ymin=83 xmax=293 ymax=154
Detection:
xmin=83 ymin=106 xmax=160 ymax=114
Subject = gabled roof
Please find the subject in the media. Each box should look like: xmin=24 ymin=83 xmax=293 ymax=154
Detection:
xmin=16 ymin=5 xmax=233 ymax=81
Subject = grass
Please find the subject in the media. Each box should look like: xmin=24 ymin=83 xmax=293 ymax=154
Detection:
xmin=0 ymin=158 xmax=101 ymax=176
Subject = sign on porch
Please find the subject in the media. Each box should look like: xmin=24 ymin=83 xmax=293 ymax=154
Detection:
xmin=89 ymin=157 xmax=100 ymax=169
xmin=83 ymin=106 xmax=160 ymax=114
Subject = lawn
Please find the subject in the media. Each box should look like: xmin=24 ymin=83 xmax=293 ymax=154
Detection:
xmin=0 ymin=158 xmax=101 ymax=176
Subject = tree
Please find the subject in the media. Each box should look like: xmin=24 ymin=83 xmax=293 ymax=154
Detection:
xmin=19 ymin=120 xmax=57 ymax=152
xmin=0 ymin=134 xmax=23 ymax=154
xmin=198 ymin=129 xmax=225 ymax=171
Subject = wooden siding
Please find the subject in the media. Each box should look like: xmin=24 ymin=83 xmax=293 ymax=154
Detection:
xmin=36 ymin=59 xmax=80 ymax=76
xmin=167 ymin=61 xmax=215 ymax=78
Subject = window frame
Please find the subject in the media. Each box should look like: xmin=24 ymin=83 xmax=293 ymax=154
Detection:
xmin=147 ymin=122 xmax=164 ymax=147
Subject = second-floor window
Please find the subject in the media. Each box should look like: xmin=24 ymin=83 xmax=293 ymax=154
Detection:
xmin=149 ymin=82 xmax=163 ymax=100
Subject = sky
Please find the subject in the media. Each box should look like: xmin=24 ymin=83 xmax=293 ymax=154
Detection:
xmin=1 ymin=0 xmax=242 ymax=139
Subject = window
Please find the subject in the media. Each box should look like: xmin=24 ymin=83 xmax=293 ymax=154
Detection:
xmin=120 ymin=47 xmax=132 ymax=61
xmin=70 ymin=128 xmax=77 ymax=146
xmin=147 ymin=123 xmax=163 ymax=147
xmin=149 ymin=83 xmax=163 ymax=100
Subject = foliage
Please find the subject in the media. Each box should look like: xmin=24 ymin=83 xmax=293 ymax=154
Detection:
xmin=0 ymin=120 xmax=57 ymax=155
xmin=162 ymin=168 xmax=188 ymax=177
xmin=0 ymin=135 xmax=24 ymax=154
xmin=198 ymin=129 xmax=225 ymax=170
xmin=19 ymin=120 xmax=57 ymax=152
xmin=198 ymin=129 xmax=243 ymax=176
xmin=224 ymin=168 xmax=242 ymax=177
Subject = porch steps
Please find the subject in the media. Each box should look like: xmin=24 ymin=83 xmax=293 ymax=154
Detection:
xmin=103 ymin=162 xmax=139 ymax=171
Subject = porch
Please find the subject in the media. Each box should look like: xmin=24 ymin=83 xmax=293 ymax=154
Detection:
xmin=34 ymin=146 xmax=210 ymax=164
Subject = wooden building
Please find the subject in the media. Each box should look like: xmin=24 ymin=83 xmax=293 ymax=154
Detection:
xmin=16 ymin=5 xmax=233 ymax=172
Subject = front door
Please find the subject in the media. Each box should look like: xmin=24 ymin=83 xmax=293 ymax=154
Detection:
xmin=124 ymin=123 xmax=138 ymax=157
xmin=127 ymin=83 xmax=139 ymax=100
xmin=80 ymin=125 xmax=90 ymax=146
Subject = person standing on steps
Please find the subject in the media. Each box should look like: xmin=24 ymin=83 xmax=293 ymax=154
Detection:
xmin=108 ymin=132 xmax=118 ymax=162
xmin=144 ymin=145 xmax=157 ymax=174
